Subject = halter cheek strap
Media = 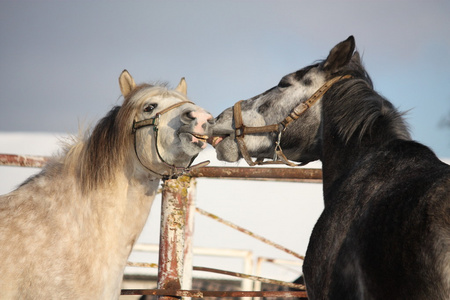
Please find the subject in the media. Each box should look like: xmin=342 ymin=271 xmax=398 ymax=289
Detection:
xmin=132 ymin=101 xmax=193 ymax=133
xmin=132 ymin=100 xmax=210 ymax=180
xmin=233 ymin=74 xmax=352 ymax=166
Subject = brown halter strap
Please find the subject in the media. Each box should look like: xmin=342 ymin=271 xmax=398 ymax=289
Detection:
xmin=233 ymin=74 xmax=352 ymax=166
xmin=132 ymin=100 xmax=210 ymax=180
xmin=132 ymin=101 xmax=194 ymax=133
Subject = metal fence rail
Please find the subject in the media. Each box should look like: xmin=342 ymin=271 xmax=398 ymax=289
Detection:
xmin=121 ymin=289 xmax=308 ymax=298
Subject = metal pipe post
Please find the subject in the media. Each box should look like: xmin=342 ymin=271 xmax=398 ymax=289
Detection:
xmin=157 ymin=176 xmax=192 ymax=299
xmin=182 ymin=177 xmax=196 ymax=299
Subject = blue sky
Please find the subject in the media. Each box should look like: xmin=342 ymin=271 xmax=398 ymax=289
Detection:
xmin=1 ymin=1 xmax=449 ymax=158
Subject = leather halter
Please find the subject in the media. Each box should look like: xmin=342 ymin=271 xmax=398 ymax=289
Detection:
xmin=233 ymin=74 xmax=352 ymax=166
xmin=132 ymin=100 xmax=210 ymax=180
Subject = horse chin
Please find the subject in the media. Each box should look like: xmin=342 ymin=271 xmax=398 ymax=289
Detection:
xmin=208 ymin=136 xmax=223 ymax=148
xmin=211 ymin=136 xmax=241 ymax=162
xmin=179 ymin=132 xmax=208 ymax=157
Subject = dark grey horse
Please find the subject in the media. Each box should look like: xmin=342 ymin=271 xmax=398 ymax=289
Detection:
xmin=209 ymin=36 xmax=450 ymax=299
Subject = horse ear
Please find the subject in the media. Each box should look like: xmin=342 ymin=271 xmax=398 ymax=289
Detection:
xmin=352 ymin=51 xmax=361 ymax=64
xmin=323 ymin=36 xmax=355 ymax=73
xmin=175 ymin=77 xmax=187 ymax=95
xmin=119 ymin=70 xmax=136 ymax=98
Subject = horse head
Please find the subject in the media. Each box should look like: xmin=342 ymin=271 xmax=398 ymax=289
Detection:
xmin=119 ymin=70 xmax=213 ymax=178
xmin=209 ymin=36 xmax=364 ymax=165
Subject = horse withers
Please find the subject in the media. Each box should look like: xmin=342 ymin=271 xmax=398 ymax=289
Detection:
xmin=0 ymin=70 xmax=212 ymax=299
xmin=209 ymin=37 xmax=450 ymax=299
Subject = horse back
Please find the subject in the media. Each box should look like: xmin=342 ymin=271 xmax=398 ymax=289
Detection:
xmin=305 ymin=140 xmax=450 ymax=299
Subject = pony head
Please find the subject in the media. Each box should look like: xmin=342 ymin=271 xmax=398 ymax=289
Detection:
xmin=73 ymin=70 xmax=213 ymax=188
xmin=118 ymin=70 xmax=213 ymax=178
xmin=209 ymin=36 xmax=374 ymax=164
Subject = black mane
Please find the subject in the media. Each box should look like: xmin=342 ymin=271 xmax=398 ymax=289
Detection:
xmin=323 ymin=54 xmax=411 ymax=145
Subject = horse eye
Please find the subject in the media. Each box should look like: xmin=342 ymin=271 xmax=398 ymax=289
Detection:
xmin=144 ymin=104 xmax=157 ymax=113
xmin=278 ymin=78 xmax=291 ymax=88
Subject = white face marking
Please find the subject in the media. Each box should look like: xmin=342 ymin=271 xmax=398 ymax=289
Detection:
xmin=211 ymin=64 xmax=327 ymax=163
xmin=239 ymin=68 xmax=326 ymax=153
xmin=265 ymin=69 xmax=325 ymax=124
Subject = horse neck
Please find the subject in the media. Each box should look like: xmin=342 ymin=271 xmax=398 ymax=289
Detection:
xmin=82 ymin=169 xmax=159 ymax=294
xmin=61 ymin=138 xmax=159 ymax=238
xmin=320 ymin=81 xmax=410 ymax=196
xmin=98 ymin=170 xmax=159 ymax=241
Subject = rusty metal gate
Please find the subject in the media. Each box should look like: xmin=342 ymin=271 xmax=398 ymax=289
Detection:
xmin=1 ymin=153 xmax=320 ymax=298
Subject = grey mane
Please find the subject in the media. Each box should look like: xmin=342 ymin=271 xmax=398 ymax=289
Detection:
xmin=23 ymin=83 xmax=168 ymax=194
xmin=78 ymin=82 xmax=174 ymax=192
xmin=80 ymin=105 xmax=128 ymax=192
xmin=19 ymin=105 xmax=132 ymax=195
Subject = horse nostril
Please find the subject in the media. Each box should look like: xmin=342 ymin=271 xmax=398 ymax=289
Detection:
xmin=181 ymin=109 xmax=196 ymax=123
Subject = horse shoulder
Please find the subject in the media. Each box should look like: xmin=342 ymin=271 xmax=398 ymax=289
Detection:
xmin=426 ymin=171 xmax=450 ymax=297
xmin=306 ymin=142 xmax=450 ymax=299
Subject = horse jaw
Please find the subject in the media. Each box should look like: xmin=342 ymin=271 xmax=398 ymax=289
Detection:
xmin=135 ymin=126 xmax=203 ymax=175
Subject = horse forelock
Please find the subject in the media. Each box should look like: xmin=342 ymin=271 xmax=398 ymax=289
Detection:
xmin=123 ymin=82 xmax=185 ymax=106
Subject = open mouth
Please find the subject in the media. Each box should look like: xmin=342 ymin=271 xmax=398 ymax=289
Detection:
xmin=206 ymin=125 xmax=235 ymax=148
xmin=207 ymin=134 xmax=231 ymax=148
xmin=208 ymin=136 xmax=223 ymax=147
xmin=191 ymin=133 xmax=209 ymax=143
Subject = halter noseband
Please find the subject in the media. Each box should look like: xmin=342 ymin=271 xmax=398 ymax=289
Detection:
xmin=233 ymin=74 xmax=352 ymax=166
xmin=132 ymin=100 xmax=210 ymax=180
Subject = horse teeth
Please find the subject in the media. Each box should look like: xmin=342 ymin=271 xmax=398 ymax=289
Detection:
xmin=192 ymin=134 xmax=208 ymax=141
xmin=210 ymin=136 xmax=223 ymax=147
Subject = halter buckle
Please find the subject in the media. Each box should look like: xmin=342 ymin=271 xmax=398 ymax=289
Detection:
xmin=235 ymin=126 xmax=245 ymax=137
xmin=153 ymin=114 xmax=160 ymax=132
xmin=273 ymin=130 xmax=283 ymax=161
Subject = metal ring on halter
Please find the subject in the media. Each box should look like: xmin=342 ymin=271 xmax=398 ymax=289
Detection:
xmin=273 ymin=129 xmax=283 ymax=161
